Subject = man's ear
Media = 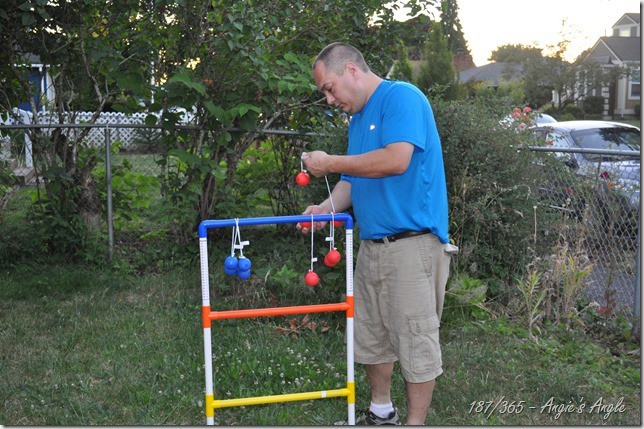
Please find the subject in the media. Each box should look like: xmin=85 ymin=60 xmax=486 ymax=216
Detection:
xmin=345 ymin=61 xmax=358 ymax=76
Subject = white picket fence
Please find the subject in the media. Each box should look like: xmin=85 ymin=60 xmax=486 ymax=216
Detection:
xmin=2 ymin=109 xmax=198 ymax=171
xmin=36 ymin=111 xmax=154 ymax=150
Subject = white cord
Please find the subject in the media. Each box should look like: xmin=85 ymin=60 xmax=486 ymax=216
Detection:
xmin=234 ymin=218 xmax=245 ymax=258
xmin=309 ymin=213 xmax=315 ymax=270
xmin=230 ymin=219 xmax=238 ymax=257
xmin=324 ymin=175 xmax=336 ymax=214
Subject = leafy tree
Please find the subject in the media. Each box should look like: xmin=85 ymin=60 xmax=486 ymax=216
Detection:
xmin=388 ymin=14 xmax=435 ymax=61
xmin=440 ymin=0 xmax=469 ymax=55
xmin=390 ymin=43 xmax=414 ymax=82
xmin=490 ymin=44 xmax=543 ymax=63
xmin=416 ymin=25 xmax=463 ymax=100
xmin=0 ymin=0 xmax=435 ymax=255
xmin=1 ymin=0 xmax=156 ymax=255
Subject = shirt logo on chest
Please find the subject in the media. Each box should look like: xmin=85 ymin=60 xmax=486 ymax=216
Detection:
xmin=369 ymin=124 xmax=376 ymax=131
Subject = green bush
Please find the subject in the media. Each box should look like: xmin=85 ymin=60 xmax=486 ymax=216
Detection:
xmin=582 ymin=96 xmax=605 ymax=115
xmin=563 ymin=104 xmax=584 ymax=119
xmin=542 ymin=105 xmax=558 ymax=117
xmin=434 ymin=98 xmax=558 ymax=299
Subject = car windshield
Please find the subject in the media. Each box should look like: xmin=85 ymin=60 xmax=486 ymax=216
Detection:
xmin=570 ymin=127 xmax=641 ymax=162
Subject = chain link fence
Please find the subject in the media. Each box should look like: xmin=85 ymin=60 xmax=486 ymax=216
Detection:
xmin=0 ymin=121 xmax=640 ymax=320
xmin=527 ymin=146 xmax=640 ymax=319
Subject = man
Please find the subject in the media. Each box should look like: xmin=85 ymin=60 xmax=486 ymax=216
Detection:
xmin=300 ymin=42 xmax=455 ymax=425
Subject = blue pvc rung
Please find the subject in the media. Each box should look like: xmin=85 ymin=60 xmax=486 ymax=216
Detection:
xmin=198 ymin=213 xmax=354 ymax=238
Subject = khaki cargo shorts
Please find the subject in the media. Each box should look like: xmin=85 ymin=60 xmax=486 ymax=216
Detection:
xmin=353 ymin=232 xmax=452 ymax=383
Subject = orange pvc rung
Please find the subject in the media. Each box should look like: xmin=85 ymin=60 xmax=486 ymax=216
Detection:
xmin=210 ymin=302 xmax=350 ymax=320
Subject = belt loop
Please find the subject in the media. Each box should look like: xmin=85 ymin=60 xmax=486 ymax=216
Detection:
xmin=382 ymin=236 xmax=390 ymax=244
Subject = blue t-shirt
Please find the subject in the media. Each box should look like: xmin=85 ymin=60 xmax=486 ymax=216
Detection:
xmin=340 ymin=80 xmax=449 ymax=243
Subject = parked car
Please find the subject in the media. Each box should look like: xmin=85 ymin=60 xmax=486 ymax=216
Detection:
xmin=500 ymin=110 xmax=557 ymax=130
xmin=531 ymin=120 xmax=640 ymax=229
xmin=533 ymin=113 xmax=557 ymax=125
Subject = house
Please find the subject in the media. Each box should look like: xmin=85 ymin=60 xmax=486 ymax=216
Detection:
xmin=577 ymin=13 xmax=640 ymax=119
xmin=16 ymin=53 xmax=55 ymax=113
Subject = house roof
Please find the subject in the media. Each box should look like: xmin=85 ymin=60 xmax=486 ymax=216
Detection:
xmin=458 ymin=62 xmax=523 ymax=86
xmin=616 ymin=12 xmax=640 ymax=25
xmin=584 ymin=36 xmax=640 ymax=64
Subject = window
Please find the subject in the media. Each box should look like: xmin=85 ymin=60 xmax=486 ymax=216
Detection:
xmin=629 ymin=68 xmax=640 ymax=100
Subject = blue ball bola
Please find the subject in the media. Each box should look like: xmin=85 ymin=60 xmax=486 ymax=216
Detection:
xmin=224 ymin=256 xmax=238 ymax=270
xmin=237 ymin=257 xmax=252 ymax=272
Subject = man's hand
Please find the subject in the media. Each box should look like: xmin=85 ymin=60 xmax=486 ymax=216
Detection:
xmin=301 ymin=151 xmax=331 ymax=177
xmin=296 ymin=205 xmax=329 ymax=235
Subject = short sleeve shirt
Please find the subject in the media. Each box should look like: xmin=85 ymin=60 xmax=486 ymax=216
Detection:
xmin=340 ymin=80 xmax=449 ymax=243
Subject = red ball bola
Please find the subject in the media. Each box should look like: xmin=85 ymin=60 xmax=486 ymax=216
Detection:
xmin=324 ymin=248 xmax=342 ymax=267
xmin=305 ymin=270 xmax=319 ymax=287
xmin=296 ymin=171 xmax=310 ymax=186
xmin=299 ymin=221 xmax=312 ymax=229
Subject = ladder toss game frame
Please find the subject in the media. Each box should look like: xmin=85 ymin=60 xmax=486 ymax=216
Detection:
xmin=198 ymin=213 xmax=356 ymax=425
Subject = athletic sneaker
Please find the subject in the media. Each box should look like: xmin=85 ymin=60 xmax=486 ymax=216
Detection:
xmin=335 ymin=408 xmax=401 ymax=425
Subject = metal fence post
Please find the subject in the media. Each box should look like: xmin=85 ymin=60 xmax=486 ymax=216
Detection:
xmin=105 ymin=125 xmax=114 ymax=262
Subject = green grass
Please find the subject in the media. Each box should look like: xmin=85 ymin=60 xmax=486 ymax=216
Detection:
xmin=0 ymin=263 xmax=640 ymax=425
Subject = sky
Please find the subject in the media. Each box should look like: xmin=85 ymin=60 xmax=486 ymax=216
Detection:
xmin=450 ymin=0 xmax=640 ymax=66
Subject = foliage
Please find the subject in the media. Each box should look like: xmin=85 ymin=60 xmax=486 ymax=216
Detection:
xmin=490 ymin=44 xmax=543 ymax=63
xmin=490 ymin=33 xmax=635 ymax=112
xmin=562 ymin=104 xmax=584 ymax=119
xmin=0 ymin=159 xmax=17 ymax=207
xmin=514 ymin=269 xmax=547 ymax=342
xmin=466 ymin=82 xmax=525 ymax=106
xmin=582 ymin=95 xmax=605 ymax=116
xmin=435 ymin=97 xmax=560 ymax=298
xmin=387 ymin=13 xmax=435 ymax=61
xmin=443 ymin=273 xmax=489 ymax=322
xmin=94 ymin=143 xmax=159 ymax=231
xmin=140 ymin=0 xmax=437 ymax=238
xmin=416 ymin=26 xmax=462 ymax=100
xmin=390 ymin=43 xmax=414 ymax=82
xmin=439 ymin=0 xmax=469 ymax=55
xmin=0 ymin=0 xmax=440 ymax=255
xmin=1 ymin=0 xmax=158 ymax=258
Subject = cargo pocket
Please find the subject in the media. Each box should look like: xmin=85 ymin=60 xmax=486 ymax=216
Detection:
xmin=408 ymin=314 xmax=441 ymax=374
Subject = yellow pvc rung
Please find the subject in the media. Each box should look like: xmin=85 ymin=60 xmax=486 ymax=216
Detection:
xmin=212 ymin=388 xmax=350 ymax=409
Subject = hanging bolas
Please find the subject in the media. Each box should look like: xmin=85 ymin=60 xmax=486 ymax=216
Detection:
xmin=296 ymin=170 xmax=310 ymax=186
xmin=224 ymin=256 xmax=238 ymax=276
xmin=305 ymin=270 xmax=319 ymax=287
xmin=237 ymin=257 xmax=252 ymax=280
xmin=324 ymin=248 xmax=342 ymax=267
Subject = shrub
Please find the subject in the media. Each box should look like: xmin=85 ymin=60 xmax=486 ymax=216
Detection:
xmin=582 ymin=96 xmax=605 ymax=115
xmin=563 ymin=104 xmax=584 ymax=119
xmin=558 ymin=113 xmax=576 ymax=121
xmin=542 ymin=105 xmax=558 ymax=117
xmin=434 ymin=98 xmax=556 ymax=300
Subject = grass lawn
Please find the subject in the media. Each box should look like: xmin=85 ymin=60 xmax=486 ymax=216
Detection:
xmin=0 ymin=263 xmax=640 ymax=425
